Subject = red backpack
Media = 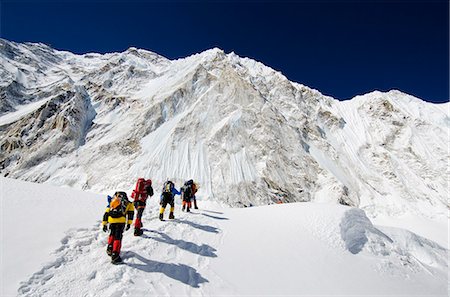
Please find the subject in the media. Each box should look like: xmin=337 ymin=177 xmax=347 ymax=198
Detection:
xmin=131 ymin=178 xmax=152 ymax=202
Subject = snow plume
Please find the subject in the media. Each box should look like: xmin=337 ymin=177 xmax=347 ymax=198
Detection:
xmin=0 ymin=39 xmax=448 ymax=220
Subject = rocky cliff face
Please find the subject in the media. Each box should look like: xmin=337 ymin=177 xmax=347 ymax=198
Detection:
xmin=0 ymin=39 xmax=448 ymax=218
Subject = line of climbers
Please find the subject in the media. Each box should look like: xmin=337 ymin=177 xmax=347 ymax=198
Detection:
xmin=101 ymin=178 xmax=199 ymax=264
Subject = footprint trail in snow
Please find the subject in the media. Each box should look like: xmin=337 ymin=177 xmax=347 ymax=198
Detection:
xmin=17 ymin=207 xmax=229 ymax=297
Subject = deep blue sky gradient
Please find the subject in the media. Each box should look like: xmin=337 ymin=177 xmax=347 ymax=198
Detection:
xmin=1 ymin=0 xmax=448 ymax=103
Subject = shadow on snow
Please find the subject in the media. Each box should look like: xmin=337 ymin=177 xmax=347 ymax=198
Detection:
xmin=201 ymin=210 xmax=224 ymax=215
xmin=143 ymin=230 xmax=217 ymax=257
xmin=200 ymin=213 xmax=229 ymax=220
xmin=174 ymin=218 xmax=220 ymax=233
xmin=124 ymin=251 xmax=209 ymax=288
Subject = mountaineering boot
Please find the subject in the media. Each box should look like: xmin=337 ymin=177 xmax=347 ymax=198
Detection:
xmin=106 ymin=244 xmax=113 ymax=256
xmin=111 ymin=239 xmax=123 ymax=264
xmin=169 ymin=206 xmax=175 ymax=219
xmin=134 ymin=228 xmax=143 ymax=236
xmin=182 ymin=204 xmax=185 ymax=212
xmin=111 ymin=253 xmax=122 ymax=264
xmin=159 ymin=207 xmax=165 ymax=221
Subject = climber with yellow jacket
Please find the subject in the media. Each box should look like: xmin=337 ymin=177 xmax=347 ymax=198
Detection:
xmin=102 ymin=191 xmax=134 ymax=264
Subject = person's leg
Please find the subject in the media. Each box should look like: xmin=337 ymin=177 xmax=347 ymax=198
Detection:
xmin=169 ymin=198 xmax=175 ymax=219
xmin=193 ymin=196 xmax=198 ymax=209
xmin=134 ymin=201 xmax=145 ymax=235
xmin=160 ymin=200 xmax=168 ymax=220
xmin=111 ymin=223 xmax=125 ymax=262
xmin=187 ymin=199 xmax=191 ymax=212
xmin=107 ymin=226 xmax=114 ymax=255
xmin=134 ymin=201 xmax=140 ymax=228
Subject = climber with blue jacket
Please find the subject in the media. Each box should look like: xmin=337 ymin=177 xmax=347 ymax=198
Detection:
xmin=159 ymin=180 xmax=181 ymax=220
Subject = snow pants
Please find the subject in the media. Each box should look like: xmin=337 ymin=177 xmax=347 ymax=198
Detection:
xmin=107 ymin=223 xmax=125 ymax=257
xmin=160 ymin=195 xmax=175 ymax=219
xmin=160 ymin=196 xmax=174 ymax=209
xmin=182 ymin=200 xmax=192 ymax=210
xmin=133 ymin=200 xmax=146 ymax=229
xmin=182 ymin=195 xmax=192 ymax=211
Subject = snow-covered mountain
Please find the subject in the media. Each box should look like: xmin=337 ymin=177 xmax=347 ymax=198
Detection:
xmin=0 ymin=38 xmax=448 ymax=219
xmin=0 ymin=39 xmax=448 ymax=296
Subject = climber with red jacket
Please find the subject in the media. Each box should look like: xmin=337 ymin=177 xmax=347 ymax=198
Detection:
xmin=131 ymin=178 xmax=154 ymax=236
xmin=102 ymin=191 xmax=134 ymax=264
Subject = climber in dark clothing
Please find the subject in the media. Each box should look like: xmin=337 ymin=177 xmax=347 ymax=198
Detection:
xmin=159 ymin=180 xmax=181 ymax=220
xmin=181 ymin=179 xmax=198 ymax=212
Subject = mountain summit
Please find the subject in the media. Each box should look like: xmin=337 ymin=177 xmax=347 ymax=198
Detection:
xmin=0 ymin=39 xmax=448 ymax=218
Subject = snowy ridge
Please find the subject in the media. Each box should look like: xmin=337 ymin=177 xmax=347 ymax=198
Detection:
xmin=1 ymin=177 xmax=447 ymax=296
xmin=0 ymin=39 xmax=448 ymax=220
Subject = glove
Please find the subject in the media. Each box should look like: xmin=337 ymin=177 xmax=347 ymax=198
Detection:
xmin=102 ymin=225 xmax=108 ymax=232
xmin=125 ymin=224 xmax=131 ymax=231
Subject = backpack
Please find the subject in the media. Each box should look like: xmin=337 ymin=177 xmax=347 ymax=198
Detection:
xmin=181 ymin=184 xmax=192 ymax=200
xmin=107 ymin=195 xmax=113 ymax=207
xmin=192 ymin=182 xmax=198 ymax=194
xmin=131 ymin=178 xmax=152 ymax=201
xmin=145 ymin=179 xmax=154 ymax=197
xmin=183 ymin=180 xmax=197 ymax=197
xmin=109 ymin=192 xmax=129 ymax=218
xmin=163 ymin=181 xmax=174 ymax=193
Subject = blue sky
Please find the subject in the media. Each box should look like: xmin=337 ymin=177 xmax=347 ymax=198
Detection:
xmin=1 ymin=0 xmax=448 ymax=103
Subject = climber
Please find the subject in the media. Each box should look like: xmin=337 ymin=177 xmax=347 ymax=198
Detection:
xmin=131 ymin=178 xmax=154 ymax=236
xmin=181 ymin=179 xmax=198 ymax=212
xmin=102 ymin=191 xmax=134 ymax=264
xmin=159 ymin=180 xmax=181 ymax=220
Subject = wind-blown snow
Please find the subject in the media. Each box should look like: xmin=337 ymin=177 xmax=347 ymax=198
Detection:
xmin=1 ymin=177 xmax=447 ymax=296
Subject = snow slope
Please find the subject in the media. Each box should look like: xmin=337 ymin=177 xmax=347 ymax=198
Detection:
xmin=1 ymin=178 xmax=447 ymax=296
xmin=0 ymin=177 xmax=104 ymax=297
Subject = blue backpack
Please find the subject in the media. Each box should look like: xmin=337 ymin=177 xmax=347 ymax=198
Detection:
xmin=107 ymin=195 xmax=112 ymax=207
